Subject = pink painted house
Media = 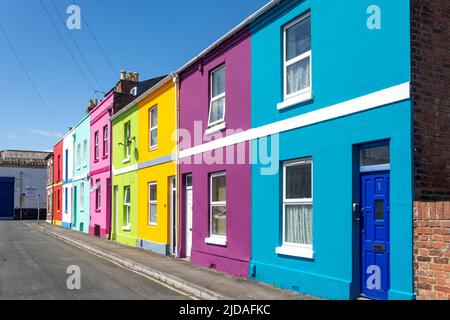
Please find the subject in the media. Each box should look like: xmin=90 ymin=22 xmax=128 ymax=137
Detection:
xmin=89 ymin=71 xmax=142 ymax=238
xmin=89 ymin=93 xmax=113 ymax=238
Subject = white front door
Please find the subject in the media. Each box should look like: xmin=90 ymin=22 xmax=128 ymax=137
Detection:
xmin=169 ymin=177 xmax=177 ymax=256
xmin=185 ymin=175 xmax=193 ymax=258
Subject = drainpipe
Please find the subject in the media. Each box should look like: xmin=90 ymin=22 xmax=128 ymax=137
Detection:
xmin=173 ymin=73 xmax=180 ymax=258
xmin=108 ymin=106 xmax=114 ymax=240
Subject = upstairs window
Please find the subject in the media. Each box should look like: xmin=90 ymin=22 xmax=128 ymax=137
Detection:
xmin=208 ymin=65 xmax=226 ymax=127
xmin=283 ymin=13 xmax=311 ymax=101
xmin=149 ymin=106 xmax=158 ymax=149
xmin=95 ymin=179 xmax=101 ymax=210
xmin=77 ymin=144 xmax=81 ymax=169
xmin=94 ymin=131 xmax=99 ymax=161
xmin=83 ymin=139 xmax=87 ymax=166
xmin=124 ymin=122 xmax=131 ymax=160
xmin=80 ymin=183 xmax=85 ymax=211
xmin=103 ymin=125 xmax=109 ymax=157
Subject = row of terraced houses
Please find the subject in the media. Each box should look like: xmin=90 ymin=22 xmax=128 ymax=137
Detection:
xmin=45 ymin=0 xmax=450 ymax=300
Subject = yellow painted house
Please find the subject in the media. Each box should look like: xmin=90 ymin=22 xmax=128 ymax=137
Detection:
xmin=136 ymin=76 xmax=178 ymax=256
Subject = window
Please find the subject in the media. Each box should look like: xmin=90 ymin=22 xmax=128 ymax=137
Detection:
xmin=283 ymin=14 xmax=312 ymax=101
xmin=57 ymin=155 xmax=61 ymax=181
xmin=95 ymin=179 xmax=101 ymax=210
xmin=83 ymin=139 xmax=87 ymax=166
xmin=148 ymin=183 xmax=157 ymax=225
xmin=103 ymin=126 xmax=109 ymax=157
xmin=149 ymin=106 xmax=158 ymax=149
xmin=277 ymin=158 xmax=313 ymax=258
xmin=208 ymin=65 xmax=226 ymax=127
xmin=210 ymin=172 xmax=226 ymax=238
xmin=360 ymin=145 xmax=390 ymax=167
xmin=123 ymin=186 xmax=131 ymax=229
xmin=94 ymin=131 xmax=99 ymax=161
xmin=80 ymin=183 xmax=84 ymax=211
xmin=64 ymin=187 xmax=68 ymax=213
xmin=65 ymin=149 xmax=68 ymax=181
xmin=57 ymin=190 xmax=61 ymax=211
xmin=77 ymin=144 xmax=81 ymax=168
xmin=124 ymin=122 xmax=131 ymax=160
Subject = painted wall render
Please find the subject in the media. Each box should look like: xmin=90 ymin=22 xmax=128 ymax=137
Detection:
xmin=178 ymin=27 xmax=252 ymax=277
xmin=89 ymin=93 xmax=113 ymax=238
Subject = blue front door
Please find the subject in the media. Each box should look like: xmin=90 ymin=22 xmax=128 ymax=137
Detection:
xmin=361 ymin=171 xmax=390 ymax=300
xmin=0 ymin=177 xmax=15 ymax=219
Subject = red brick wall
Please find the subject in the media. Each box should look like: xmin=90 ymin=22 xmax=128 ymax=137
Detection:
xmin=411 ymin=0 xmax=450 ymax=300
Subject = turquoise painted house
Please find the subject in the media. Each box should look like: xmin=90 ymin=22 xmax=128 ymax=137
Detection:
xmin=249 ymin=0 xmax=413 ymax=300
xmin=72 ymin=113 xmax=91 ymax=233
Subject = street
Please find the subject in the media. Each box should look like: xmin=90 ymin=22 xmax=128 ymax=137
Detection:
xmin=0 ymin=221 xmax=191 ymax=300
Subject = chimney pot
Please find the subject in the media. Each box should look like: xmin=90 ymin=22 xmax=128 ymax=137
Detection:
xmin=120 ymin=70 xmax=127 ymax=80
xmin=133 ymin=72 xmax=139 ymax=82
xmin=127 ymin=72 xmax=133 ymax=81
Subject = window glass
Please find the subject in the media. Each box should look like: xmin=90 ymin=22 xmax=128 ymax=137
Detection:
xmin=212 ymin=66 xmax=225 ymax=97
xmin=286 ymin=58 xmax=311 ymax=95
xmin=211 ymin=175 xmax=226 ymax=202
xmin=360 ymin=145 xmax=390 ymax=166
xmin=286 ymin=16 xmax=311 ymax=61
xmin=285 ymin=162 xmax=312 ymax=199
xmin=212 ymin=206 xmax=226 ymax=236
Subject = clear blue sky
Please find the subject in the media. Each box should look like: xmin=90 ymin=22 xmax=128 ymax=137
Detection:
xmin=0 ymin=0 xmax=268 ymax=151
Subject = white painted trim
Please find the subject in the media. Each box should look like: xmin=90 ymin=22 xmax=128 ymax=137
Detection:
xmin=72 ymin=173 xmax=88 ymax=182
xmin=360 ymin=164 xmax=391 ymax=173
xmin=205 ymin=236 xmax=227 ymax=246
xmin=276 ymin=245 xmax=314 ymax=259
xmin=205 ymin=122 xmax=227 ymax=136
xmin=277 ymin=90 xmax=313 ymax=110
xmin=112 ymin=154 xmax=174 ymax=176
xmin=179 ymin=82 xmax=410 ymax=159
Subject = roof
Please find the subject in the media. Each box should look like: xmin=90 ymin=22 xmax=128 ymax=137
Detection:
xmin=110 ymin=74 xmax=172 ymax=122
xmin=136 ymin=76 xmax=167 ymax=96
xmin=0 ymin=150 xmax=50 ymax=168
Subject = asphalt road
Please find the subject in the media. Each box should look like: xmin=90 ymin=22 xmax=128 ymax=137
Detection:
xmin=0 ymin=221 xmax=191 ymax=300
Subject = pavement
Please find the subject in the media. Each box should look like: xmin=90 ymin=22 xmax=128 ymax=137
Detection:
xmin=0 ymin=221 xmax=190 ymax=300
xmin=28 ymin=221 xmax=314 ymax=300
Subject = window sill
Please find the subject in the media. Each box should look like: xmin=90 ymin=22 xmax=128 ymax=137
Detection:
xmin=205 ymin=122 xmax=227 ymax=136
xmin=122 ymin=158 xmax=131 ymax=164
xmin=149 ymin=146 xmax=158 ymax=151
xmin=205 ymin=236 xmax=227 ymax=246
xmin=122 ymin=226 xmax=131 ymax=232
xmin=102 ymin=155 xmax=108 ymax=160
xmin=277 ymin=90 xmax=313 ymax=110
xmin=275 ymin=245 xmax=314 ymax=259
xmin=94 ymin=159 xmax=99 ymax=164
xmin=148 ymin=222 xmax=157 ymax=227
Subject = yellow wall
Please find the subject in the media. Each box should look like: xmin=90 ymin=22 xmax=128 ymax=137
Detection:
xmin=137 ymin=79 xmax=176 ymax=246
xmin=138 ymin=80 xmax=176 ymax=162
xmin=137 ymin=162 xmax=175 ymax=245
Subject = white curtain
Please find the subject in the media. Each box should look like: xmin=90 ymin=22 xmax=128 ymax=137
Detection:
xmin=285 ymin=204 xmax=312 ymax=245
xmin=287 ymin=57 xmax=310 ymax=95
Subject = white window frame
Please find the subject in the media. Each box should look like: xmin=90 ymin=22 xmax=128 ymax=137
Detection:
xmin=94 ymin=131 xmax=99 ymax=161
xmin=123 ymin=186 xmax=131 ymax=231
xmin=80 ymin=182 xmax=84 ymax=212
xmin=281 ymin=13 xmax=312 ymax=107
xmin=207 ymin=65 xmax=226 ymax=128
xmin=149 ymin=106 xmax=158 ymax=150
xmin=77 ymin=143 xmax=81 ymax=169
xmin=205 ymin=172 xmax=227 ymax=245
xmin=124 ymin=122 xmax=131 ymax=161
xmin=96 ymin=179 xmax=101 ymax=211
xmin=276 ymin=158 xmax=314 ymax=259
xmin=83 ymin=139 xmax=87 ymax=166
xmin=103 ymin=125 xmax=109 ymax=157
xmin=148 ymin=182 xmax=157 ymax=226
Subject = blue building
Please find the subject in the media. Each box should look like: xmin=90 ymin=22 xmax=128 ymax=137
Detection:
xmin=249 ymin=0 xmax=414 ymax=300
xmin=71 ymin=112 xmax=91 ymax=233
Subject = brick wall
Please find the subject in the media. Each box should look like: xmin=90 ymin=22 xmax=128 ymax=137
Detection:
xmin=411 ymin=0 xmax=450 ymax=300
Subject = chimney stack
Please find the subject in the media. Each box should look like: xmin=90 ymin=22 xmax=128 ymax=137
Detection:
xmin=120 ymin=70 xmax=127 ymax=80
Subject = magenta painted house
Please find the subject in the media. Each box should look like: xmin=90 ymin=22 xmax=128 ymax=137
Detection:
xmin=89 ymin=93 xmax=113 ymax=238
xmin=178 ymin=27 xmax=252 ymax=277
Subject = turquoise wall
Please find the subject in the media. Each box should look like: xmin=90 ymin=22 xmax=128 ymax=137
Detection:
xmin=250 ymin=0 xmax=413 ymax=299
xmin=72 ymin=114 xmax=90 ymax=234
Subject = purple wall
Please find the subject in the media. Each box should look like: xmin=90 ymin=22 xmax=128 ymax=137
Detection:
xmin=178 ymin=28 xmax=252 ymax=277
